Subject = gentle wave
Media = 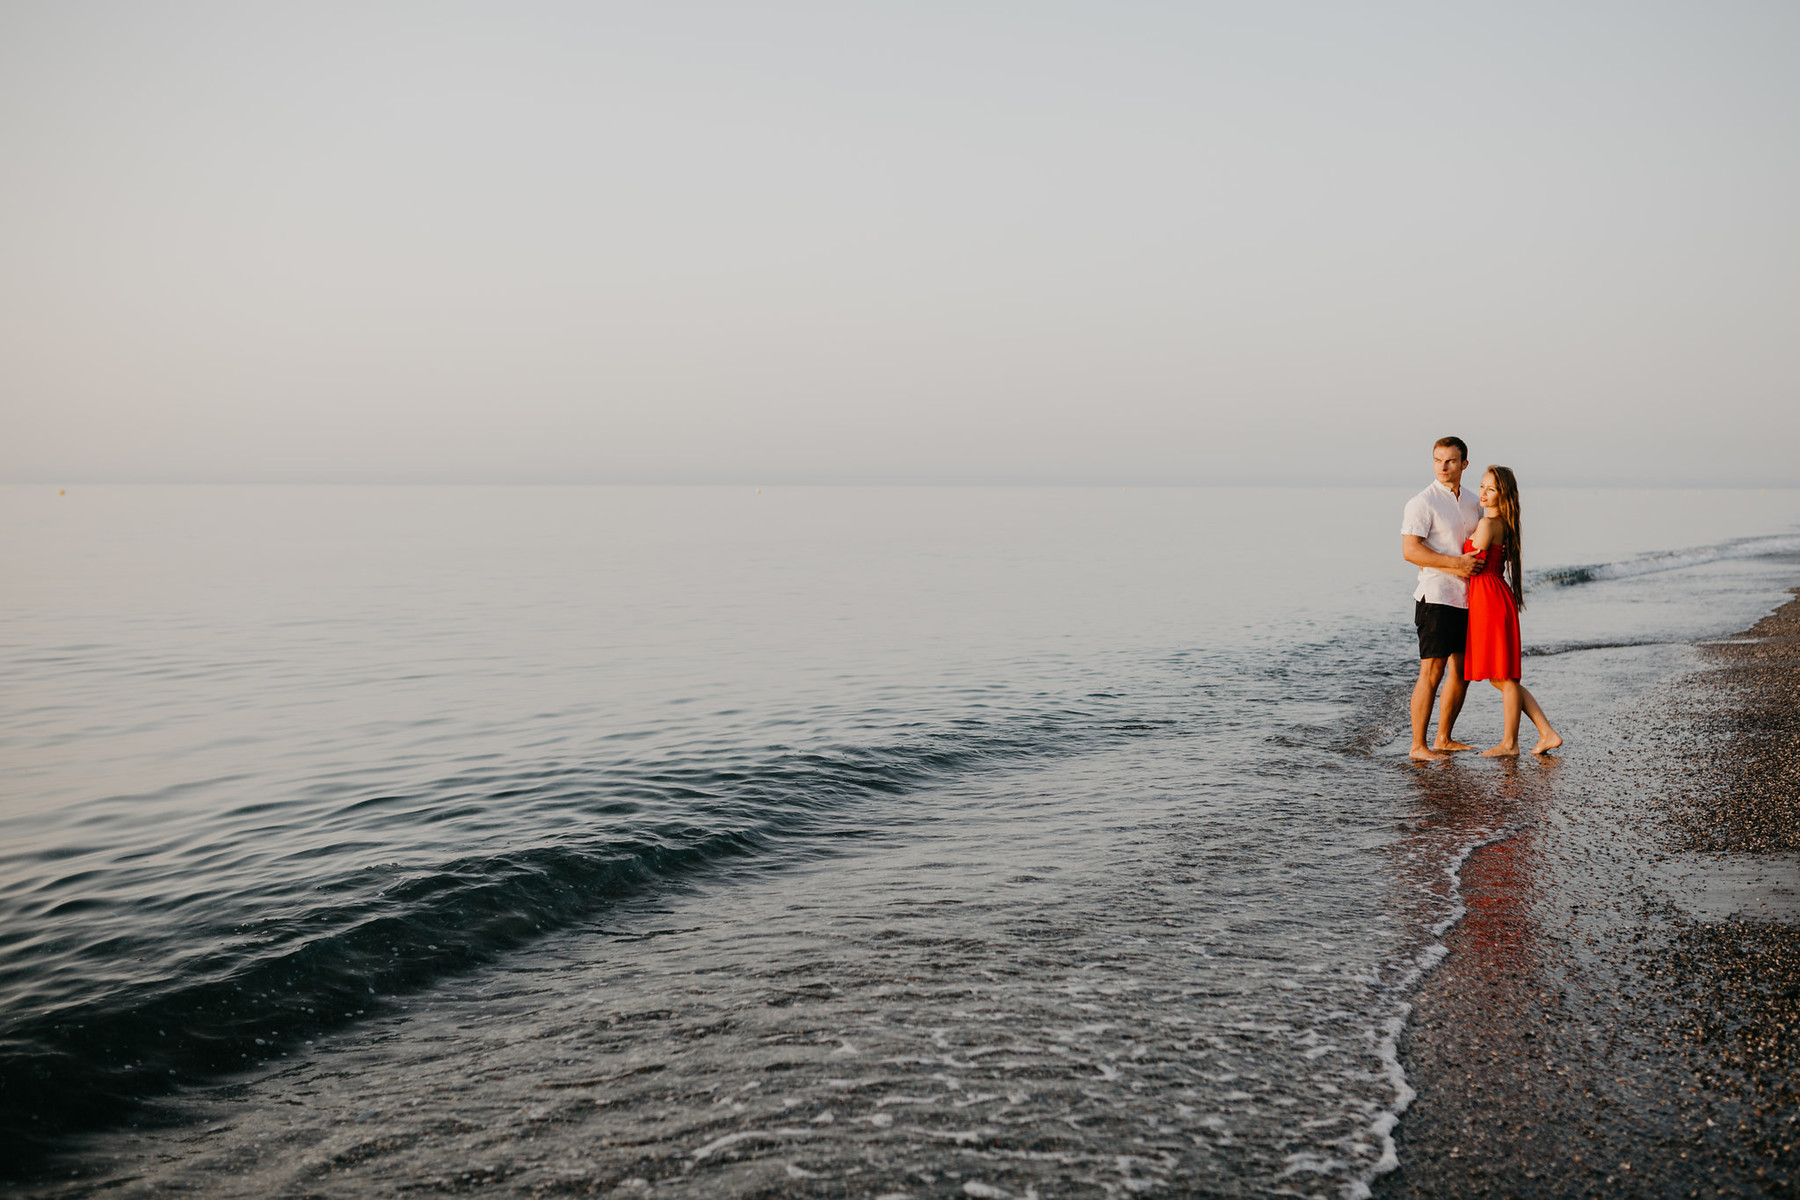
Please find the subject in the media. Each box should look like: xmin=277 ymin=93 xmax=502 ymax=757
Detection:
xmin=0 ymin=711 xmax=1170 ymax=1166
xmin=1532 ymin=533 xmax=1800 ymax=589
xmin=1522 ymin=637 xmax=1680 ymax=658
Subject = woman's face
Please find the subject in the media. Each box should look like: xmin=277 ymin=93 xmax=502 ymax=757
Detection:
xmin=1478 ymin=473 xmax=1498 ymax=509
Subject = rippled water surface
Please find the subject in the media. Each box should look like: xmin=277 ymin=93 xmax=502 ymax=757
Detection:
xmin=3 ymin=485 xmax=1798 ymax=1197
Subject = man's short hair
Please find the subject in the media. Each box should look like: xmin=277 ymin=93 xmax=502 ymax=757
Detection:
xmin=1434 ymin=436 xmax=1468 ymax=461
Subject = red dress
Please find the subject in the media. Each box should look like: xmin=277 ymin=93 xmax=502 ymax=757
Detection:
xmin=1462 ymin=537 xmax=1521 ymax=682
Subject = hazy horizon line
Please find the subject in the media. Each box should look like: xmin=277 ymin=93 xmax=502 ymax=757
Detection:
xmin=8 ymin=477 xmax=1797 ymax=491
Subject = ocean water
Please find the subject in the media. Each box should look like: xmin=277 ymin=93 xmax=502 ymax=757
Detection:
xmin=2 ymin=484 xmax=1798 ymax=1198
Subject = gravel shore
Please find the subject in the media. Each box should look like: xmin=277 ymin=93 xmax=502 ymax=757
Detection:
xmin=1378 ymin=589 xmax=1800 ymax=1199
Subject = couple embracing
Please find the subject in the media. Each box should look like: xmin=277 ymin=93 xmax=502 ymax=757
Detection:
xmin=1402 ymin=436 xmax=1563 ymax=761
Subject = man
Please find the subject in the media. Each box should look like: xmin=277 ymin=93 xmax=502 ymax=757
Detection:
xmin=1401 ymin=437 xmax=1483 ymax=761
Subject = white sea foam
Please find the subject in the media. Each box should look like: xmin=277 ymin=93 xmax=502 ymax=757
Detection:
xmin=690 ymin=1126 xmax=818 ymax=1162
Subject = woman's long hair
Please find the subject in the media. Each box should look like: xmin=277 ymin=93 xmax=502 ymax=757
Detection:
xmin=1486 ymin=465 xmax=1525 ymax=610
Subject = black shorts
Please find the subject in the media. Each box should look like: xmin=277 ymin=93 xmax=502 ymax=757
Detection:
xmin=1415 ymin=599 xmax=1468 ymax=660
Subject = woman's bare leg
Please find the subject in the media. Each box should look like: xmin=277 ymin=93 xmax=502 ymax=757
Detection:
xmin=1481 ymin=679 xmax=1522 ymax=756
xmin=1517 ymin=685 xmax=1563 ymax=754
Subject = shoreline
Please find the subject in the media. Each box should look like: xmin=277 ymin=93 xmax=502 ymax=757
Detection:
xmin=1377 ymin=588 xmax=1800 ymax=1198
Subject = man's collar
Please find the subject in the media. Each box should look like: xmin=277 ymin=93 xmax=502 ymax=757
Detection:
xmin=1431 ymin=478 xmax=1463 ymax=498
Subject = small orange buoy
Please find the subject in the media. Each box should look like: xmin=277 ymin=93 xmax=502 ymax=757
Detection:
xmin=58 ymin=489 xmax=66 ymax=495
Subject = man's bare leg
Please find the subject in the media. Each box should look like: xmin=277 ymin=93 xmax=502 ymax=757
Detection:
xmin=1433 ymin=652 xmax=1473 ymax=751
xmin=1410 ymin=658 xmax=1450 ymax=761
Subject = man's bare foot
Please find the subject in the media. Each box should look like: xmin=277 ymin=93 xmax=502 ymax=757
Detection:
xmin=1410 ymin=745 xmax=1450 ymax=762
xmin=1481 ymin=742 xmax=1520 ymax=757
xmin=1532 ymin=731 xmax=1563 ymax=755
xmin=1432 ymin=739 xmax=1474 ymax=752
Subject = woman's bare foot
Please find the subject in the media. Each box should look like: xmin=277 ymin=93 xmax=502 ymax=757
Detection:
xmin=1432 ymin=738 xmax=1474 ymax=752
xmin=1532 ymin=731 xmax=1563 ymax=755
xmin=1410 ymin=745 xmax=1450 ymax=762
xmin=1481 ymin=742 xmax=1520 ymax=757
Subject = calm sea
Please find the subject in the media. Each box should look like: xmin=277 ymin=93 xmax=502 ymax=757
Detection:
xmin=3 ymin=485 xmax=1798 ymax=1197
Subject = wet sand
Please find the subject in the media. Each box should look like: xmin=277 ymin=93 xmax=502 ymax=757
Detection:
xmin=1379 ymin=589 xmax=1800 ymax=1199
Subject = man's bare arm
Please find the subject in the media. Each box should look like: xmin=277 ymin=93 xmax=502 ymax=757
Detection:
xmin=1402 ymin=535 xmax=1479 ymax=578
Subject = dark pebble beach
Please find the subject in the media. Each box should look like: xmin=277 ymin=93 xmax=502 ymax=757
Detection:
xmin=1378 ymin=588 xmax=1800 ymax=1199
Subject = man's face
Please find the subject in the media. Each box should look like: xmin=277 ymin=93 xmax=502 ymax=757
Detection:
xmin=1433 ymin=446 xmax=1467 ymax=488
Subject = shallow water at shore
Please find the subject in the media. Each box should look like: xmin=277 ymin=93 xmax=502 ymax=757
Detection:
xmin=4 ymin=485 xmax=1799 ymax=1196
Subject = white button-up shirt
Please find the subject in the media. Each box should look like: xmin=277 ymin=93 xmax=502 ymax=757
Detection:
xmin=1401 ymin=480 xmax=1483 ymax=608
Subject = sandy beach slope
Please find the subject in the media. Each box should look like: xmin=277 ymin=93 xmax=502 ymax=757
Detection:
xmin=1379 ymin=588 xmax=1800 ymax=1199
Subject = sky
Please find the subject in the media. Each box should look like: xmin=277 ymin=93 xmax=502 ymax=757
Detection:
xmin=2 ymin=1 xmax=1796 ymax=486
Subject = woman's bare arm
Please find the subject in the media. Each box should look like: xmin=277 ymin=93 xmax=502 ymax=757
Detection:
xmin=1468 ymin=516 xmax=1498 ymax=553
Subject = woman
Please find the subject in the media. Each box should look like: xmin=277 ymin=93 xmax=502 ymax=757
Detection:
xmin=1464 ymin=466 xmax=1563 ymax=756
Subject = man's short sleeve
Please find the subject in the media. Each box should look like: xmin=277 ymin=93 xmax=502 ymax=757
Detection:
xmin=1400 ymin=494 xmax=1434 ymax=539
